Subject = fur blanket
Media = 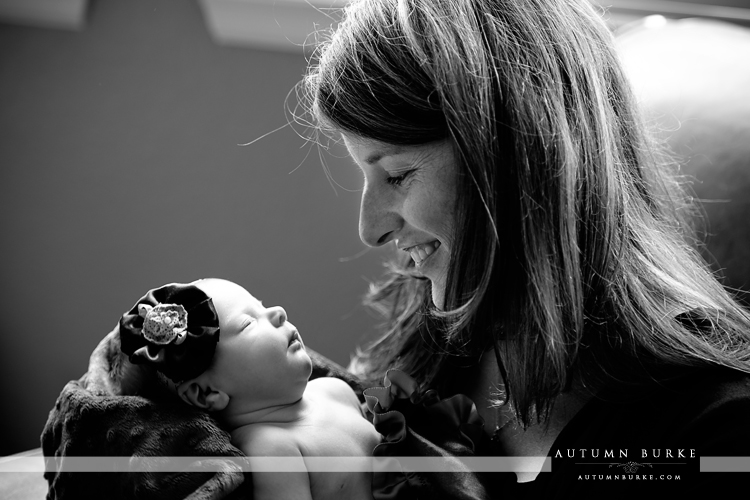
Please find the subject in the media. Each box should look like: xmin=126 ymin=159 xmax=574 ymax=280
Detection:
xmin=41 ymin=327 xmax=364 ymax=500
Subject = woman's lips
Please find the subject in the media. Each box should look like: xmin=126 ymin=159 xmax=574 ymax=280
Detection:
xmin=405 ymin=240 xmax=441 ymax=267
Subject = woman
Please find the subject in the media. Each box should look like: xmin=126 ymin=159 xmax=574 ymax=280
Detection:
xmin=303 ymin=0 xmax=750 ymax=497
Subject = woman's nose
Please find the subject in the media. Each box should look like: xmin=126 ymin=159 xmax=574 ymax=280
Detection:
xmin=266 ymin=306 xmax=287 ymax=327
xmin=359 ymin=182 xmax=400 ymax=247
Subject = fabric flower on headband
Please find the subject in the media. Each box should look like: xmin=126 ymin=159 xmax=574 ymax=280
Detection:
xmin=119 ymin=283 xmax=220 ymax=383
xmin=139 ymin=303 xmax=188 ymax=345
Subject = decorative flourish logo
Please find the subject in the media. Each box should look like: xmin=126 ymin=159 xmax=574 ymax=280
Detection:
xmin=609 ymin=461 xmax=654 ymax=473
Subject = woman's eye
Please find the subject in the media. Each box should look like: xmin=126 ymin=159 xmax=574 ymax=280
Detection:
xmin=386 ymin=169 xmax=415 ymax=186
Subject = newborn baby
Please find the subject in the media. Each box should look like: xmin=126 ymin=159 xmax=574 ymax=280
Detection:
xmin=119 ymin=278 xmax=381 ymax=500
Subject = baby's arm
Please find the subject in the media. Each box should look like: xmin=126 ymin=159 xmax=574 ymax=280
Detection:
xmin=237 ymin=427 xmax=313 ymax=500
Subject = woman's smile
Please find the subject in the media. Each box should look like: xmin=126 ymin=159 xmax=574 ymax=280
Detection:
xmin=343 ymin=134 xmax=458 ymax=308
xmin=400 ymin=240 xmax=441 ymax=268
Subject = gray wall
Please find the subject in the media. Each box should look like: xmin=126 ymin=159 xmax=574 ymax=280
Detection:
xmin=0 ymin=0 xmax=388 ymax=455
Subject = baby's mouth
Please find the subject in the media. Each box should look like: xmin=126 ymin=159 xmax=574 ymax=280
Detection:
xmin=288 ymin=330 xmax=302 ymax=347
xmin=405 ymin=240 xmax=441 ymax=267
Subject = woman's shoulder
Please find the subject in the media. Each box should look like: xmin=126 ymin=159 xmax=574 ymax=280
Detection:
xmin=656 ymin=367 xmax=750 ymax=450
xmin=558 ymin=366 xmax=750 ymax=451
xmin=627 ymin=365 xmax=750 ymax=410
xmin=687 ymin=364 xmax=750 ymax=397
xmin=524 ymin=367 xmax=750 ymax=498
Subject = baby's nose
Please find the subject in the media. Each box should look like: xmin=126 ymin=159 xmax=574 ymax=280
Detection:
xmin=267 ymin=306 xmax=287 ymax=327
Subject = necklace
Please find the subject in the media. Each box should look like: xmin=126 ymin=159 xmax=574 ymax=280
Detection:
xmin=489 ymin=385 xmax=510 ymax=444
xmin=476 ymin=348 xmax=510 ymax=443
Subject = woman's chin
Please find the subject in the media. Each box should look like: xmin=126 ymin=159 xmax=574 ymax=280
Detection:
xmin=430 ymin=281 xmax=447 ymax=310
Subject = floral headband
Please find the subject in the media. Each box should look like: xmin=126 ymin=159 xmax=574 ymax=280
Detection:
xmin=119 ymin=283 xmax=220 ymax=383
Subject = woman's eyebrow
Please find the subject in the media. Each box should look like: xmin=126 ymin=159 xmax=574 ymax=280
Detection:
xmin=365 ymin=146 xmax=407 ymax=165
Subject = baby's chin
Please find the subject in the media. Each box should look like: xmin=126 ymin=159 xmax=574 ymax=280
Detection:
xmin=300 ymin=350 xmax=313 ymax=381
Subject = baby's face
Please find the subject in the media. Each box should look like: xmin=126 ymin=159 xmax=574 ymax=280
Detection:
xmin=194 ymin=279 xmax=312 ymax=406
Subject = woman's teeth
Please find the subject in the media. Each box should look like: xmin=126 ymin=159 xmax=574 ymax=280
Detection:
xmin=408 ymin=241 xmax=440 ymax=266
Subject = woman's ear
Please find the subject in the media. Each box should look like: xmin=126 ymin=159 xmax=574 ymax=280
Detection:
xmin=176 ymin=377 xmax=230 ymax=412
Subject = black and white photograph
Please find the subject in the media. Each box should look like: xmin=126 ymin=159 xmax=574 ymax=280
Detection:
xmin=2 ymin=1 xmax=750 ymax=499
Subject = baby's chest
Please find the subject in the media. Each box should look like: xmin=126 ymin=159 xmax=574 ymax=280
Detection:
xmin=309 ymin=469 xmax=372 ymax=500
xmin=300 ymin=405 xmax=380 ymax=456
xmin=300 ymin=409 xmax=379 ymax=500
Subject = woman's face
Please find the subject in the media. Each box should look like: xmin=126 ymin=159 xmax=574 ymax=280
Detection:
xmin=342 ymin=134 xmax=458 ymax=309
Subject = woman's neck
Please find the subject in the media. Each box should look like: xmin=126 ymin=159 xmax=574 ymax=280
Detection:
xmin=466 ymin=348 xmax=591 ymax=482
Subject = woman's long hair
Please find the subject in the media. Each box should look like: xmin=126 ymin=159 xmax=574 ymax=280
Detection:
xmin=303 ymin=0 xmax=750 ymax=426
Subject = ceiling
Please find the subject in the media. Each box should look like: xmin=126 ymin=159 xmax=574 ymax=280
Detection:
xmin=0 ymin=0 xmax=748 ymax=52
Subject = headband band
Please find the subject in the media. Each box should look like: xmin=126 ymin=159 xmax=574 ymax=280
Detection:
xmin=119 ymin=283 xmax=220 ymax=383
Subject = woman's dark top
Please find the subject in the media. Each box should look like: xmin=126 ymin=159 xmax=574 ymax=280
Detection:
xmin=366 ymin=366 xmax=750 ymax=499
xmin=511 ymin=366 xmax=750 ymax=498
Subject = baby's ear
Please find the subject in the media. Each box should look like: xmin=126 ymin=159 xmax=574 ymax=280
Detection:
xmin=176 ymin=377 xmax=229 ymax=412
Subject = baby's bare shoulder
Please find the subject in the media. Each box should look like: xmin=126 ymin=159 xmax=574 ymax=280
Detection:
xmin=308 ymin=377 xmax=359 ymax=406
xmin=233 ymin=424 xmax=301 ymax=457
